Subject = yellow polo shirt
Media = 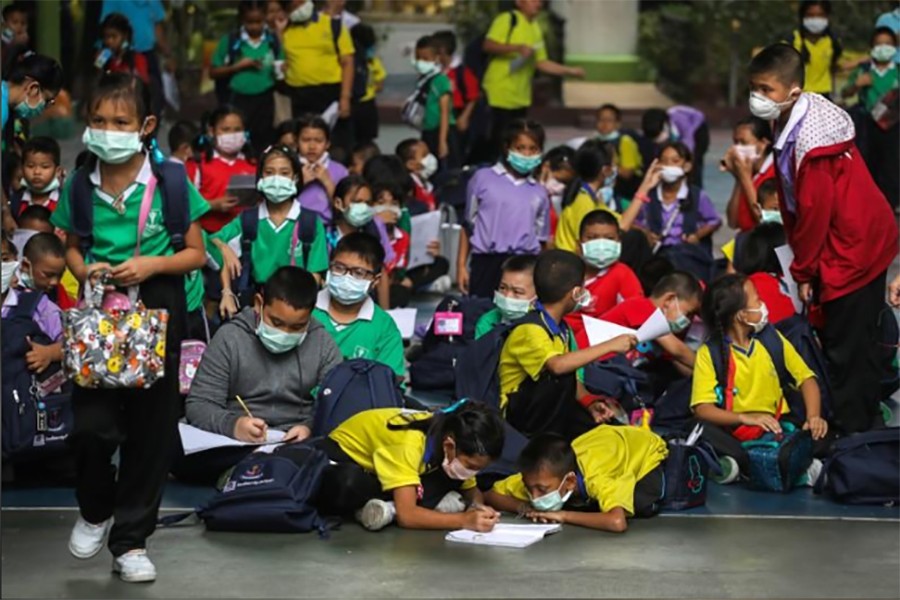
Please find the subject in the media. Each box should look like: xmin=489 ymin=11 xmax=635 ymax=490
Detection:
xmin=791 ymin=30 xmax=836 ymax=95
xmin=691 ymin=333 xmax=815 ymax=415
xmin=555 ymin=188 xmax=620 ymax=253
xmin=481 ymin=10 xmax=548 ymax=110
xmin=283 ymin=15 xmax=354 ymax=87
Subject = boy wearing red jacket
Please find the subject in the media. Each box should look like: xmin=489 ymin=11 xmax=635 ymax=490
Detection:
xmin=748 ymin=44 xmax=898 ymax=433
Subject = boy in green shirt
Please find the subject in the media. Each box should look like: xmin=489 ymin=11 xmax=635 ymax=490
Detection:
xmin=413 ymin=35 xmax=458 ymax=168
xmin=475 ymin=255 xmax=537 ymax=339
xmin=210 ymin=1 xmax=284 ymax=148
xmin=312 ymin=232 xmax=405 ymax=378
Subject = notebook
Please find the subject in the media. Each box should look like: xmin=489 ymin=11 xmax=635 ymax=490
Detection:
xmin=445 ymin=523 xmax=562 ymax=548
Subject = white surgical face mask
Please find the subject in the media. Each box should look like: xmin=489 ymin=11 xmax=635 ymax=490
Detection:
xmin=289 ymin=1 xmax=314 ymax=23
xmin=217 ymin=132 xmax=246 ymax=155
xmin=742 ymin=302 xmax=769 ymax=334
xmin=748 ymin=89 xmax=799 ymax=121
xmin=82 ymin=127 xmax=144 ymax=165
xmin=871 ymin=44 xmax=897 ymax=63
xmin=803 ymin=16 xmax=828 ymax=35
xmin=759 ymin=209 xmax=783 ymax=225
xmin=419 ymin=153 xmax=438 ymax=179
xmin=733 ymin=144 xmax=759 ymax=162
xmin=660 ymin=165 xmax=685 ymax=183
xmin=1 ymin=260 xmax=18 ymax=294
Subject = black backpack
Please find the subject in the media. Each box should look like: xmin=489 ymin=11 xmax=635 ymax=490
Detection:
xmin=1 ymin=291 xmax=73 ymax=460
xmin=462 ymin=9 xmax=518 ymax=82
xmin=814 ymin=428 xmax=900 ymax=505
xmin=215 ymin=29 xmax=282 ymax=105
xmin=646 ymin=185 xmax=714 ymax=283
xmin=433 ymin=165 xmax=483 ymax=223
xmin=69 ymin=160 xmax=190 ymax=259
xmin=453 ymin=316 xmax=525 ymax=409
xmin=772 ymin=314 xmax=834 ymax=421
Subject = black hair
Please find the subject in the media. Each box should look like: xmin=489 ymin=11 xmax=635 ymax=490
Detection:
xmin=642 ymin=108 xmax=669 ymax=139
xmin=387 ymin=400 xmax=505 ymax=467
xmin=85 ymin=73 xmax=155 ymax=172
xmin=238 ymin=0 xmax=267 ymax=18
xmin=351 ymin=22 xmax=376 ymax=52
xmin=294 ymin=113 xmax=331 ymax=142
xmin=597 ymin=103 xmax=622 ymax=121
xmin=6 ymin=52 xmax=63 ymax=93
xmin=1 ymin=230 xmax=16 ymax=258
xmin=872 ymin=26 xmax=898 ymax=47
xmin=257 ymin=144 xmax=302 ymax=181
xmin=332 ymin=231 xmax=385 ymax=273
xmin=797 ymin=1 xmax=842 ymax=71
xmin=501 ymin=254 xmax=538 ymax=276
xmin=17 ymin=204 xmax=52 ymax=227
xmin=431 ymin=29 xmax=457 ymax=55
xmin=651 ymin=271 xmax=703 ymax=302
xmin=573 ymin=139 xmax=614 ymax=182
xmin=21 ymin=136 xmax=60 ymax=166
xmin=503 ymin=118 xmax=546 ymax=152
xmin=363 ymin=154 xmax=412 ymax=205
xmin=2 ymin=3 xmax=27 ymax=20
xmin=415 ymin=34 xmax=438 ymax=53
xmin=100 ymin=12 xmax=134 ymax=43
xmin=534 ymin=250 xmax=586 ymax=304
xmin=333 ymin=173 xmax=370 ymax=206
xmin=275 ymin=118 xmax=298 ymax=142
xmin=734 ymin=223 xmax=785 ymax=276
xmin=659 ymin=140 xmax=693 ymax=164
xmin=395 ymin=138 xmax=423 ymax=163
xmin=519 ymin=433 xmax=577 ymax=478
xmin=201 ymin=104 xmax=252 ymax=161
xmin=23 ymin=231 xmax=64 ymax=263
xmin=543 ymin=145 xmax=575 ymax=172
xmin=735 ymin=115 xmax=773 ymax=144
xmin=638 ymin=256 xmax=674 ymax=296
xmin=261 ymin=266 xmax=318 ymax=310
xmin=701 ymin=274 xmax=749 ymax=371
xmin=353 ymin=140 xmax=381 ymax=163
xmin=757 ymin=179 xmax=779 ymax=205
xmin=748 ymin=43 xmax=805 ymax=89
xmin=1 ymin=152 xmax=22 ymax=198
xmin=579 ymin=209 xmax=620 ymax=238
xmin=74 ymin=150 xmax=91 ymax=171
xmin=168 ymin=120 xmax=200 ymax=156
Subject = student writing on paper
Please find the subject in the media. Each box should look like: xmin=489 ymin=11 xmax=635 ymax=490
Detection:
xmin=314 ymin=401 xmax=504 ymax=532
xmin=177 ymin=267 xmax=342 ymax=486
xmin=485 ymin=428 xmax=668 ymax=532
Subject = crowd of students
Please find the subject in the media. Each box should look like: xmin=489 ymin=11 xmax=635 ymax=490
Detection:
xmin=0 ymin=0 xmax=898 ymax=587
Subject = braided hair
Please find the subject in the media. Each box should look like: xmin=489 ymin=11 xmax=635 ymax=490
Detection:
xmin=701 ymin=274 xmax=749 ymax=383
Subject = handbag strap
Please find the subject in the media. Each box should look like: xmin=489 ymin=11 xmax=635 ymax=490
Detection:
xmin=135 ymin=175 xmax=158 ymax=258
xmin=289 ymin=216 xmax=301 ymax=267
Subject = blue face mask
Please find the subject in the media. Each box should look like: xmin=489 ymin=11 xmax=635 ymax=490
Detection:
xmin=603 ymin=166 xmax=618 ymax=189
xmin=366 ymin=47 xmax=377 ymax=60
xmin=493 ymin=291 xmax=533 ymax=322
xmin=326 ymin=270 xmax=372 ymax=305
xmin=530 ymin=473 xmax=574 ymax=512
xmin=507 ymin=151 xmax=542 ymax=175
xmin=14 ymin=84 xmax=46 ymax=120
xmin=344 ymin=202 xmax=375 ymax=227
xmin=596 ymin=130 xmax=620 ymax=142
xmin=668 ymin=301 xmax=691 ymax=334
xmin=581 ymin=238 xmax=621 ymax=270
xmin=599 ymin=185 xmax=614 ymax=207
xmin=256 ymin=312 xmax=306 ymax=354
xmin=759 ymin=209 xmax=783 ymax=225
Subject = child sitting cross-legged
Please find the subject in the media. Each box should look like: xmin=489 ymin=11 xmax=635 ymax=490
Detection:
xmin=485 ymin=428 xmax=668 ymax=532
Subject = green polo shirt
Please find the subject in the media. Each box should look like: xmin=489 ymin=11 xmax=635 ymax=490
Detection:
xmin=51 ymin=157 xmax=210 ymax=265
xmin=422 ymin=72 xmax=455 ymax=132
xmin=212 ymin=32 xmax=284 ymax=96
xmin=475 ymin=307 xmax=504 ymax=340
xmin=481 ymin=9 xmax=548 ymax=110
xmin=209 ymin=201 xmax=329 ymax=284
xmin=185 ymin=269 xmax=205 ymax=313
xmin=312 ymin=290 xmax=406 ymax=377
xmin=844 ymin=63 xmax=899 ymax=112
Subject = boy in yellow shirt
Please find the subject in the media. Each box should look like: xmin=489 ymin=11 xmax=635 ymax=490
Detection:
xmin=485 ymin=427 xmax=668 ymax=532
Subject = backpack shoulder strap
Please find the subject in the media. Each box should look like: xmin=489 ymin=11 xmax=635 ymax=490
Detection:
xmin=330 ymin=16 xmax=342 ymax=58
xmin=646 ymin=187 xmax=663 ymax=233
xmin=153 ymin=160 xmax=190 ymax=252
xmin=298 ymin=208 xmax=319 ymax=260
xmin=706 ymin=337 xmax=730 ymax=408
xmin=454 ymin=65 xmax=467 ymax=101
xmin=69 ymin=167 xmax=96 ymax=258
xmin=9 ymin=188 xmax=24 ymax=217
xmin=241 ymin=206 xmax=260 ymax=255
xmin=267 ymin=30 xmax=281 ymax=57
xmin=681 ymin=185 xmax=702 ymax=234
xmin=11 ymin=290 xmax=44 ymax=320
xmin=755 ymin=325 xmax=794 ymax=394
xmin=506 ymin=9 xmax=518 ymax=43
xmin=226 ymin=30 xmax=242 ymax=65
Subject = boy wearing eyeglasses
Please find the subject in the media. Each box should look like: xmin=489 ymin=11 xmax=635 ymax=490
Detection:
xmin=312 ymin=232 xmax=405 ymax=377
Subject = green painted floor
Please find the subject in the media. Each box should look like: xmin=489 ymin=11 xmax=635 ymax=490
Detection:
xmin=2 ymin=509 xmax=899 ymax=599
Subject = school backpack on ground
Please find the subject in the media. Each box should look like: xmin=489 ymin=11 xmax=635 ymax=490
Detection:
xmin=814 ymin=428 xmax=900 ymax=505
xmin=661 ymin=431 xmax=721 ymax=510
xmin=409 ymin=295 xmax=493 ymax=391
xmin=69 ymin=160 xmax=190 ymax=258
xmin=401 ymin=72 xmax=440 ymax=130
xmin=215 ymin=29 xmax=282 ymax=105
xmin=161 ymin=444 xmax=333 ymax=534
xmin=311 ymin=359 xmax=407 ymax=437
xmin=1 ymin=291 xmax=73 ymax=460
xmin=581 ymin=356 xmax=651 ymax=416
xmin=741 ymin=423 xmax=812 ymax=493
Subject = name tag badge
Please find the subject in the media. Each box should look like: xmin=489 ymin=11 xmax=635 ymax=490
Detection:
xmin=433 ymin=312 xmax=463 ymax=337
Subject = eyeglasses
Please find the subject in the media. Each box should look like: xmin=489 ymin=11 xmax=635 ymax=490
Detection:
xmin=330 ymin=262 xmax=376 ymax=280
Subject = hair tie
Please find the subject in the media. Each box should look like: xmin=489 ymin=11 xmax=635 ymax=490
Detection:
xmin=441 ymin=399 xmax=468 ymax=414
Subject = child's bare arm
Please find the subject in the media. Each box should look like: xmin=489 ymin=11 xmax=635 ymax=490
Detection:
xmin=528 ymin=506 xmax=628 ymax=533
xmin=656 ymin=333 xmax=696 ymax=368
xmin=483 ymin=489 xmax=527 ymax=514
xmin=437 ymin=94 xmax=451 ymax=159
xmin=544 ymin=334 xmax=637 ymax=376
xmin=694 ymin=402 xmax=743 ymax=428
xmin=392 ymin=486 xmax=497 ymax=532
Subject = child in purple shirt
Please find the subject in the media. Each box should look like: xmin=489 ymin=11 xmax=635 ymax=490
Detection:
xmin=458 ymin=119 xmax=550 ymax=298
xmin=296 ymin=114 xmax=349 ymax=225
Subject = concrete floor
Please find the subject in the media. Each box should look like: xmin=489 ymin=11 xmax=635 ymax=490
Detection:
xmin=2 ymin=510 xmax=898 ymax=599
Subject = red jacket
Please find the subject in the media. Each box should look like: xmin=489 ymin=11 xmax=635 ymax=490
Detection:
xmin=777 ymin=94 xmax=898 ymax=303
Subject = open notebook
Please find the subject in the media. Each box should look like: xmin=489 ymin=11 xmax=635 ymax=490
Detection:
xmin=445 ymin=523 xmax=562 ymax=549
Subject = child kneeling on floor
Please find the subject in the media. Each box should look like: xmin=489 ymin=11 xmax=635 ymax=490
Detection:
xmin=691 ymin=274 xmax=828 ymax=485
xmin=314 ymin=401 xmax=505 ymax=532
xmin=485 ymin=427 xmax=668 ymax=532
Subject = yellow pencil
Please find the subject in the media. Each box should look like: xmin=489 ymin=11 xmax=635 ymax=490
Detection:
xmin=235 ymin=395 xmax=253 ymax=418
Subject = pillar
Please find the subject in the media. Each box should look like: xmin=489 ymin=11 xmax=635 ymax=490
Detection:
xmin=555 ymin=0 xmax=643 ymax=82
xmin=35 ymin=0 xmax=61 ymax=61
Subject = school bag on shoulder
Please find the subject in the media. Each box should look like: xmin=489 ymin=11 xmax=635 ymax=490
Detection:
xmin=661 ymin=426 xmax=721 ymax=510
xmin=462 ymin=8 xmax=518 ymax=81
xmin=814 ymin=428 xmax=900 ymax=505
xmin=237 ymin=206 xmax=320 ymax=300
xmin=215 ymin=29 xmax=282 ymax=105
xmin=409 ymin=295 xmax=493 ymax=391
xmin=311 ymin=359 xmax=407 ymax=437
xmin=401 ymin=71 xmax=442 ymax=130
xmin=160 ymin=444 xmax=334 ymax=534
xmin=1 ymin=290 xmax=73 ymax=460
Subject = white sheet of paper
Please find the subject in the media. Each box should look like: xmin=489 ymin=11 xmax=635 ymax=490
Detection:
xmin=635 ymin=309 xmax=672 ymax=343
xmin=387 ymin=308 xmax=418 ymax=340
xmin=179 ymin=422 xmax=285 ymax=456
xmin=582 ymin=315 xmax=636 ymax=347
xmin=162 ymin=71 xmax=180 ymax=111
xmin=774 ymin=244 xmax=804 ymax=313
xmin=321 ymin=101 xmax=339 ymax=130
xmin=445 ymin=523 xmax=562 ymax=548
xmin=407 ymin=211 xmax=442 ymax=270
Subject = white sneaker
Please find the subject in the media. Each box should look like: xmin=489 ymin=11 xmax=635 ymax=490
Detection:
xmin=355 ymin=499 xmax=396 ymax=531
xmin=68 ymin=516 xmax=113 ymax=559
xmin=712 ymin=456 xmax=740 ymax=485
xmin=427 ymin=275 xmax=452 ymax=295
xmin=798 ymin=458 xmax=824 ymax=487
xmin=434 ymin=491 xmax=467 ymax=514
xmin=113 ymin=549 xmax=157 ymax=583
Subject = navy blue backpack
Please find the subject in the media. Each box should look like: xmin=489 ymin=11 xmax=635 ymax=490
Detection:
xmin=312 ymin=359 xmax=407 ymax=437
xmin=161 ymin=444 xmax=333 ymax=534
xmin=1 ymin=291 xmax=73 ymax=460
xmin=815 ymin=428 xmax=900 ymax=505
